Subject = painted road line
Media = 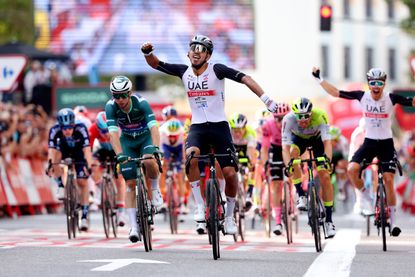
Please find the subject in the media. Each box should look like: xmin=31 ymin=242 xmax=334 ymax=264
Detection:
xmin=304 ymin=229 xmax=361 ymax=277
xmin=78 ymin=258 xmax=169 ymax=271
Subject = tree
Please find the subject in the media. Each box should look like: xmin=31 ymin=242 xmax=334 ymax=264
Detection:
xmin=0 ymin=0 xmax=34 ymax=45
xmin=401 ymin=0 xmax=415 ymax=36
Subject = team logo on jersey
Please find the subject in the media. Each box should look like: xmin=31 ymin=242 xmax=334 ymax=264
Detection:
xmin=188 ymin=90 xmax=216 ymax=97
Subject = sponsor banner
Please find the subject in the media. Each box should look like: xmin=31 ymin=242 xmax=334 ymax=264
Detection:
xmin=5 ymin=158 xmax=30 ymax=206
xmin=0 ymin=158 xmax=18 ymax=206
xmin=18 ymin=159 xmax=42 ymax=205
xmin=30 ymin=159 xmax=57 ymax=204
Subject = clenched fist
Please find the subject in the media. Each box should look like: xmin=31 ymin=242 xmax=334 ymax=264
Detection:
xmin=141 ymin=42 xmax=154 ymax=55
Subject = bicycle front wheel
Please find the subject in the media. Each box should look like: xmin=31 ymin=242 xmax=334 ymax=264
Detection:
xmin=309 ymin=184 xmax=322 ymax=252
xmin=167 ymin=180 xmax=178 ymax=234
xmin=283 ymin=181 xmax=293 ymax=244
xmin=379 ymin=183 xmax=387 ymax=251
xmin=137 ymin=179 xmax=151 ymax=252
xmin=101 ymin=179 xmax=111 ymax=238
xmin=207 ymin=180 xmax=220 ymax=260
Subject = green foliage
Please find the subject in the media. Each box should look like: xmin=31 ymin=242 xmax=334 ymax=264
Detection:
xmin=401 ymin=0 xmax=415 ymax=36
xmin=0 ymin=0 xmax=34 ymax=44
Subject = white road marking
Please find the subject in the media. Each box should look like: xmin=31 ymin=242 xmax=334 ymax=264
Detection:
xmin=303 ymin=229 xmax=361 ymax=277
xmin=78 ymin=258 xmax=169 ymax=271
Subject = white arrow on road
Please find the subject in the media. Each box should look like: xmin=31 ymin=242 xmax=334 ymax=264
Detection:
xmin=78 ymin=258 xmax=170 ymax=271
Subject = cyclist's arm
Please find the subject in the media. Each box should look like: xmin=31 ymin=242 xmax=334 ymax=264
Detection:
xmin=140 ymin=97 xmax=159 ymax=147
xmin=390 ymin=93 xmax=415 ymax=107
xmin=281 ymin=116 xmax=293 ymax=165
xmin=323 ymin=139 xmax=332 ymax=161
xmin=78 ymin=124 xmax=93 ymax=168
xmin=319 ymin=80 xmax=340 ymax=97
xmin=282 ymin=145 xmax=291 ymax=166
xmin=105 ymin=102 xmax=123 ymax=155
xmin=150 ymin=125 xmax=160 ymax=148
xmin=318 ymin=111 xmax=332 ymax=160
xmin=82 ymin=146 xmax=93 ymax=169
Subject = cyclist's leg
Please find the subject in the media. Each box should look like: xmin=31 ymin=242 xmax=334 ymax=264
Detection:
xmin=314 ymin=139 xmax=333 ymax=221
xmin=289 ymin=136 xmax=307 ymax=205
xmin=270 ymin=145 xmax=284 ymax=234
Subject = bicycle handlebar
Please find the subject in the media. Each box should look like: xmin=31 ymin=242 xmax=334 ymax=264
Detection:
xmin=358 ymin=158 xmax=403 ymax=178
xmin=185 ymin=149 xmax=236 ymax=175
xmin=129 ymin=153 xmax=163 ymax=173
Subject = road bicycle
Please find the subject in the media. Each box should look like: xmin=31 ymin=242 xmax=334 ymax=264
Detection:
xmin=289 ymin=146 xmax=328 ymax=252
xmin=100 ymin=159 xmax=118 ymax=238
xmin=130 ymin=154 xmax=162 ymax=252
xmin=359 ymin=157 xmax=402 ymax=251
xmin=165 ymin=155 xmax=182 ymax=234
xmin=186 ymin=149 xmax=235 ymax=260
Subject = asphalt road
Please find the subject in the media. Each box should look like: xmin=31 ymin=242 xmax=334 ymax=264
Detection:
xmin=1 ymin=200 xmax=415 ymax=277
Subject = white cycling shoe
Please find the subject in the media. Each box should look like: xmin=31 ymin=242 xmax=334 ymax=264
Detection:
xmin=117 ymin=211 xmax=126 ymax=227
xmin=56 ymin=186 xmax=65 ymax=201
xmin=128 ymin=227 xmax=139 ymax=243
xmin=273 ymin=224 xmax=283 ymax=236
xmin=296 ymin=196 xmax=307 ymax=211
xmin=324 ymin=222 xmax=336 ymax=238
xmin=193 ymin=204 xmax=205 ymax=222
xmin=80 ymin=218 xmax=89 ymax=232
xmin=151 ymin=189 xmax=164 ymax=210
xmin=391 ymin=225 xmax=401 ymax=237
xmin=196 ymin=222 xmax=206 ymax=235
xmin=224 ymin=216 xmax=237 ymax=235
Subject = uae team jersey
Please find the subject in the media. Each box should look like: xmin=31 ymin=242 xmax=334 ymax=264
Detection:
xmin=339 ymin=90 xmax=412 ymax=140
xmin=155 ymin=62 xmax=245 ymax=124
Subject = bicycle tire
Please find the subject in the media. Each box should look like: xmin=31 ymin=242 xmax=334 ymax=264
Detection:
xmin=109 ymin=181 xmax=118 ymax=238
xmin=283 ymin=181 xmax=293 ymax=244
xmin=137 ymin=179 xmax=150 ymax=252
xmin=264 ymin=181 xmax=272 ymax=238
xmin=207 ymin=180 xmax=220 ymax=260
xmin=309 ymin=185 xmax=322 ymax=252
xmin=101 ymin=178 xmax=111 ymax=238
xmin=167 ymin=179 xmax=178 ymax=234
xmin=233 ymin=204 xmax=239 ymax=242
xmin=64 ymin=176 xmax=72 ymax=240
xmin=379 ymin=183 xmax=387 ymax=251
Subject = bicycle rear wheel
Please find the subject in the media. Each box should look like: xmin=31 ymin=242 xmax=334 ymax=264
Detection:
xmin=65 ymin=175 xmax=76 ymax=239
xmin=167 ymin=180 xmax=178 ymax=234
xmin=283 ymin=181 xmax=293 ymax=244
xmin=379 ymin=183 xmax=387 ymax=251
xmin=207 ymin=180 xmax=220 ymax=260
xmin=137 ymin=180 xmax=151 ymax=252
xmin=309 ymin=184 xmax=322 ymax=252
xmin=264 ymin=182 xmax=272 ymax=238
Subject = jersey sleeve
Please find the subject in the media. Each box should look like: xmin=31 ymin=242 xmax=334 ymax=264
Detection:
xmin=281 ymin=115 xmax=294 ymax=146
xmin=139 ymin=98 xmax=158 ymax=129
xmin=390 ymin=93 xmax=414 ymax=106
xmin=318 ymin=111 xmax=331 ymax=141
xmin=105 ymin=100 xmax=118 ymax=133
xmin=339 ymin=90 xmax=365 ymax=101
xmin=156 ymin=62 xmax=188 ymax=78
xmin=213 ymin=63 xmax=246 ymax=82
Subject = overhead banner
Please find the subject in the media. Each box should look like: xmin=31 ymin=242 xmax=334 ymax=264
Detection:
xmin=55 ymin=85 xmax=110 ymax=110
xmin=0 ymin=55 xmax=28 ymax=91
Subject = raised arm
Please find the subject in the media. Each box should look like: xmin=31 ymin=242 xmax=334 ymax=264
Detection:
xmin=312 ymin=66 xmax=340 ymax=98
xmin=141 ymin=42 xmax=160 ymax=69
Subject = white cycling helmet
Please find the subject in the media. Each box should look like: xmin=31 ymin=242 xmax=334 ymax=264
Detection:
xmin=110 ymin=75 xmax=132 ymax=93
xmin=366 ymin=68 xmax=387 ymax=81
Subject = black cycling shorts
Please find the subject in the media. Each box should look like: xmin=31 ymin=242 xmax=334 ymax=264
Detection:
xmin=185 ymin=121 xmax=237 ymax=169
xmin=61 ymin=149 xmax=88 ymax=179
xmin=269 ymin=144 xmax=284 ymax=181
xmin=350 ymin=138 xmax=396 ymax=173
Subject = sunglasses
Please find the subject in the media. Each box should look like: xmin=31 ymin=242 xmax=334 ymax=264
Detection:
xmin=112 ymin=93 xmax=129 ymax=99
xmin=61 ymin=125 xmax=74 ymax=131
xmin=295 ymin=113 xmax=311 ymax=120
xmin=190 ymin=44 xmax=208 ymax=53
xmin=368 ymin=80 xmax=385 ymax=87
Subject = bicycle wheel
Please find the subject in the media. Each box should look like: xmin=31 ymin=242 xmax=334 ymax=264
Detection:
xmin=283 ymin=181 xmax=293 ymax=244
xmin=101 ymin=178 xmax=111 ymax=238
xmin=233 ymin=202 xmax=239 ymax=242
xmin=207 ymin=180 xmax=220 ymax=260
xmin=309 ymin=184 xmax=322 ymax=252
xmin=136 ymin=179 xmax=150 ymax=252
xmin=264 ymin=182 xmax=272 ymax=238
xmin=379 ymin=183 xmax=387 ymax=251
xmin=64 ymin=175 xmax=73 ymax=239
xmin=167 ymin=180 xmax=178 ymax=234
xmin=109 ymin=181 xmax=118 ymax=238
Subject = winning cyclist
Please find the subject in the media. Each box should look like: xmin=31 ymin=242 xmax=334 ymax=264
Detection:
xmin=89 ymin=111 xmax=127 ymax=226
xmin=46 ymin=108 xmax=93 ymax=231
xmin=282 ymin=97 xmax=336 ymax=238
xmin=229 ymin=113 xmax=257 ymax=210
xmin=105 ymin=75 xmax=163 ymax=243
xmin=261 ymin=103 xmax=291 ymax=236
xmin=141 ymin=35 xmax=278 ymax=234
xmin=159 ymin=118 xmax=187 ymax=214
xmin=312 ymin=66 xmax=415 ymax=236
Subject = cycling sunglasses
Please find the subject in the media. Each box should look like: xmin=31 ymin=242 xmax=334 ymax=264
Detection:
xmin=295 ymin=113 xmax=311 ymax=120
xmin=112 ymin=93 xmax=129 ymax=99
xmin=190 ymin=44 xmax=208 ymax=53
xmin=368 ymin=80 xmax=385 ymax=87
xmin=61 ymin=125 xmax=74 ymax=131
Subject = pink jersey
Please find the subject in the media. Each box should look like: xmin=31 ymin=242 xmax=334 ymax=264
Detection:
xmin=262 ymin=118 xmax=282 ymax=148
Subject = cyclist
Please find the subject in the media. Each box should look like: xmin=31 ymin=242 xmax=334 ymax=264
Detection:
xmin=141 ymin=35 xmax=278 ymax=234
xmin=282 ymin=97 xmax=336 ymax=238
xmin=46 ymin=108 xmax=93 ymax=231
xmin=329 ymin=126 xmax=350 ymax=201
xmin=105 ymin=75 xmax=163 ymax=243
xmin=312 ymin=66 xmax=415 ymax=236
xmin=162 ymin=105 xmax=178 ymax=122
xmin=159 ymin=118 xmax=187 ymax=214
xmin=74 ymin=105 xmax=92 ymax=128
xmin=229 ymin=113 xmax=257 ymax=210
xmin=89 ymin=111 xmax=127 ymax=226
xmin=261 ymin=102 xmax=291 ymax=236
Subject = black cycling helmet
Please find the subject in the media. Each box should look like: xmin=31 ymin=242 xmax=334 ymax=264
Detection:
xmin=366 ymin=68 xmax=387 ymax=81
xmin=57 ymin=108 xmax=75 ymax=126
xmin=189 ymin=35 xmax=214 ymax=54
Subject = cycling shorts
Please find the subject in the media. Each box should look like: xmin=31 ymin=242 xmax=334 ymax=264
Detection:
xmin=162 ymin=144 xmax=183 ymax=172
xmin=185 ymin=121 xmax=237 ymax=169
xmin=350 ymin=138 xmax=396 ymax=173
xmin=61 ymin=150 xmax=88 ymax=179
xmin=269 ymin=144 xmax=283 ymax=181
